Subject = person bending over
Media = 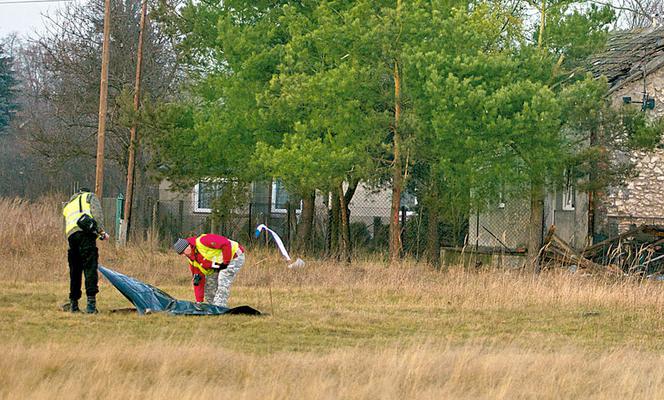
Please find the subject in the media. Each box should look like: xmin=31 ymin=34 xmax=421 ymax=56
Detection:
xmin=173 ymin=234 xmax=245 ymax=307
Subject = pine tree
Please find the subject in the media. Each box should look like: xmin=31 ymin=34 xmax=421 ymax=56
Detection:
xmin=0 ymin=44 xmax=17 ymax=133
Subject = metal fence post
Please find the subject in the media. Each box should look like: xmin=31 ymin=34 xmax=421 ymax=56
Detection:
xmin=248 ymin=202 xmax=253 ymax=243
xmin=326 ymin=206 xmax=332 ymax=256
xmin=286 ymin=201 xmax=292 ymax=252
xmin=115 ymin=193 xmax=124 ymax=240
xmin=475 ymin=209 xmax=480 ymax=252
xmin=178 ymin=200 xmax=184 ymax=234
xmin=151 ymin=201 xmax=158 ymax=236
xmin=400 ymin=205 xmax=406 ymax=249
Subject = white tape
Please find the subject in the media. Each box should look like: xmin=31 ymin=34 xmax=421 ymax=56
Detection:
xmin=287 ymin=258 xmax=305 ymax=269
xmin=255 ymin=224 xmax=292 ymax=261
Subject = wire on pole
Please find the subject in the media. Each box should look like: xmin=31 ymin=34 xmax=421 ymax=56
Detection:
xmin=0 ymin=0 xmax=74 ymax=4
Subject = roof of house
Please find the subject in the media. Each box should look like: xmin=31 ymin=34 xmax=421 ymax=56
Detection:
xmin=589 ymin=27 xmax=664 ymax=93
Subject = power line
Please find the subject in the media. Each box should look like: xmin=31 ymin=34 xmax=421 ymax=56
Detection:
xmin=0 ymin=0 xmax=74 ymax=4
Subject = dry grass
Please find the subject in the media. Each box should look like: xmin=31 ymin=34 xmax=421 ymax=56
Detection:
xmin=1 ymin=196 xmax=664 ymax=399
xmin=0 ymin=195 xmax=63 ymax=256
xmin=1 ymin=339 xmax=664 ymax=400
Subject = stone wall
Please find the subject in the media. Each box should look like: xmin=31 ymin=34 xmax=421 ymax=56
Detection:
xmin=608 ymin=68 xmax=664 ymax=227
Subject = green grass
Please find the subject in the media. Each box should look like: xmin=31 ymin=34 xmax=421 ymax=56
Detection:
xmin=2 ymin=260 xmax=664 ymax=399
xmin=2 ymin=273 xmax=662 ymax=354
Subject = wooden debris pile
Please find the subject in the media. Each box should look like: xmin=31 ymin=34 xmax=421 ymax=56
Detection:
xmin=583 ymin=225 xmax=664 ymax=276
xmin=539 ymin=226 xmax=620 ymax=275
xmin=540 ymin=225 xmax=664 ymax=276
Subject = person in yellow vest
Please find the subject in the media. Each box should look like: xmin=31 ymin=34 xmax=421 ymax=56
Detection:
xmin=62 ymin=188 xmax=109 ymax=313
xmin=173 ymin=234 xmax=245 ymax=307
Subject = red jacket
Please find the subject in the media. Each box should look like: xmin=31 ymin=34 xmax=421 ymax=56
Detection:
xmin=185 ymin=234 xmax=244 ymax=302
xmin=186 ymin=234 xmax=244 ymax=268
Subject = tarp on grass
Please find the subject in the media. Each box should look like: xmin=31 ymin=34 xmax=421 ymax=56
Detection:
xmin=99 ymin=265 xmax=261 ymax=316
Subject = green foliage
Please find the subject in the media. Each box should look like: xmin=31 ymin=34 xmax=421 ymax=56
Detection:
xmin=148 ymin=0 xmax=658 ymax=255
xmin=141 ymin=101 xmax=200 ymax=189
xmin=209 ymin=180 xmax=251 ymax=233
xmin=404 ymin=2 xmax=567 ymax=213
xmin=349 ymin=222 xmax=372 ymax=249
xmin=148 ymin=1 xmax=291 ymax=190
xmin=253 ymin=1 xmax=392 ymax=194
xmin=150 ymin=1 xmax=395 ymax=198
xmin=556 ymin=75 xmax=663 ymax=193
xmin=0 ymin=45 xmax=18 ymax=133
xmin=622 ymin=109 xmax=664 ymax=149
xmin=536 ymin=2 xmax=615 ymax=71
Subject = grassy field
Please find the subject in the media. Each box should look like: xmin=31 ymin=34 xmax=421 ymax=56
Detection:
xmin=1 ymin=197 xmax=663 ymax=399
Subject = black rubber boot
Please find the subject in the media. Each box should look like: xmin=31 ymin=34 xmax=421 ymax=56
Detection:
xmin=62 ymin=300 xmax=80 ymax=313
xmin=85 ymin=296 xmax=98 ymax=314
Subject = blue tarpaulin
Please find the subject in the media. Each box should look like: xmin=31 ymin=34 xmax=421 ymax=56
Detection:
xmin=99 ymin=265 xmax=261 ymax=316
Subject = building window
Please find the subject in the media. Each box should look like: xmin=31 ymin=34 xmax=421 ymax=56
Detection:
xmin=562 ymin=169 xmax=575 ymax=211
xmin=271 ymin=180 xmax=302 ymax=214
xmin=193 ymin=180 xmax=224 ymax=213
xmin=400 ymin=191 xmax=418 ymax=219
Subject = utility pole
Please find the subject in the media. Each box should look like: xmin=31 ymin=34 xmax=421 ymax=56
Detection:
xmin=94 ymin=0 xmax=112 ymax=198
xmin=120 ymin=0 xmax=148 ymax=245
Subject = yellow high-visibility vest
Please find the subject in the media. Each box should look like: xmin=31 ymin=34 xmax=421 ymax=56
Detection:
xmin=190 ymin=235 xmax=240 ymax=275
xmin=62 ymin=193 xmax=92 ymax=237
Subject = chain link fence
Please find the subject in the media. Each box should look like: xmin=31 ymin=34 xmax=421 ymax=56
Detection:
xmin=135 ymin=199 xmax=412 ymax=255
xmin=100 ymin=183 xmax=538 ymax=261
xmin=467 ymin=197 xmax=531 ymax=254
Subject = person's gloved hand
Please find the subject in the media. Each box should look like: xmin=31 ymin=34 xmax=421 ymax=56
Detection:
xmin=99 ymin=232 xmax=110 ymax=241
xmin=192 ymin=274 xmax=202 ymax=286
xmin=213 ymin=263 xmax=229 ymax=271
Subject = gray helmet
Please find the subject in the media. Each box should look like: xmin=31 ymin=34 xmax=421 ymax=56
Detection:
xmin=173 ymin=238 xmax=189 ymax=254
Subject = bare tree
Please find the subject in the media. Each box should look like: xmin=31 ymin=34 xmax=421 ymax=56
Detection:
xmin=3 ymin=0 xmax=180 ymax=207
xmin=594 ymin=0 xmax=664 ymax=28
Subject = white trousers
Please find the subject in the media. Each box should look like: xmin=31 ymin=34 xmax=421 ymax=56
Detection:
xmin=204 ymin=251 xmax=245 ymax=307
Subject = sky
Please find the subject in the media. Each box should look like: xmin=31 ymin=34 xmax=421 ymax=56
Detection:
xmin=0 ymin=0 xmax=74 ymax=38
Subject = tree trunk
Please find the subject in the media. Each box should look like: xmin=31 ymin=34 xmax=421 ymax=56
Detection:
xmin=287 ymin=200 xmax=297 ymax=252
xmin=425 ymin=185 xmax=441 ymax=267
xmin=330 ymin=191 xmax=340 ymax=258
xmin=587 ymin=127 xmax=597 ymax=244
xmin=338 ymin=183 xmax=351 ymax=263
xmin=343 ymin=179 xmax=358 ymax=223
xmin=528 ymin=184 xmax=545 ymax=270
xmin=343 ymin=180 xmax=357 ymax=255
xmin=389 ymin=59 xmax=403 ymax=263
xmin=296 ymin=191 xmax=315 ymax=252
xmin=587 ymin=128 xmax=610 ymax=244
xmin=426 ymin=208 xmax=441 ymax=267
xmin=119 ymin=0 xmax=148 ymax=245
xmin=537 ymin=0 xmax=546 ymax=48
xmin=587 ymin=189 xmax=595 ymax=242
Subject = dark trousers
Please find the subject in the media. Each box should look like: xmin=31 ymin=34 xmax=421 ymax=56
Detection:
xmin=67 ymin=231 xmax=99 ymax=301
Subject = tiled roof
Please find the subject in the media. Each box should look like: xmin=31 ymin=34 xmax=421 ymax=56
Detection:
xmin=589 ymin=27 xmax=664 ymax=92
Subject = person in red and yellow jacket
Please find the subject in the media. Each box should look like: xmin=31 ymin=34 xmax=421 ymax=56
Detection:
xmin=173 ymin=234 xmax=245 ymax=307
